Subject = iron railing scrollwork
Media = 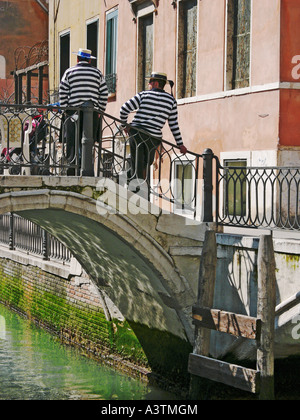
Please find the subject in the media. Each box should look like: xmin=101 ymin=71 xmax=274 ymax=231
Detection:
xmin=215 ymin=156 xmax=300 ymax=231
xmin=0 ymin=103 xmax=204 ymax=220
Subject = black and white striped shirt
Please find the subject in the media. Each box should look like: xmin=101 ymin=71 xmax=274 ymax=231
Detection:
xmin=59 ymin=62 xmax=108 ymax=112
xmin=120 ymin=89 xmax=183 ymax=146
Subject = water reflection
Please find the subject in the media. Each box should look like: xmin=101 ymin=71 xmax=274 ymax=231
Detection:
xmin=0 ymin=304 xmax=176 ymax=401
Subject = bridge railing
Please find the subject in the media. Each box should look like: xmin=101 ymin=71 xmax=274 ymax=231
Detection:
xmin=0 ymin=213 xmax=72 ymax=263
xmin=0 ymin=103 xmax=205 ymax=220
xmin=215 ymin=155 xmax=300 ymax=231
xmin=2 ymin=104 xmax=300 ymax=230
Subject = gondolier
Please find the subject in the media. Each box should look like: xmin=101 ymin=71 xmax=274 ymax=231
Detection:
xmin=120 ymin=72 xmax=187 ymax=184
xmin=59 ymin=48 xmax=108 ymax=174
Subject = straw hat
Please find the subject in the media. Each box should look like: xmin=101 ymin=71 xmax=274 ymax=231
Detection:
xmin=73 ymin=48 xmax=96 ymax=60
xmin=146 ymin=72 xmax=169 ymax=83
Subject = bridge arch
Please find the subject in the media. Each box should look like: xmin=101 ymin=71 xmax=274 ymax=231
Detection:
xmin=0 ymin=187 xmax=197 ymax=347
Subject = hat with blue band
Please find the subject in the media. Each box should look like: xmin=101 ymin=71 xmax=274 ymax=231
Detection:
xmin=73 ymin=48 xmax=96 ymax=60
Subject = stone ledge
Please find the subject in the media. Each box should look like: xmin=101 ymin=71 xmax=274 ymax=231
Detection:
xmin=0 ymin=244 xmax=71 ymax=279
xmin=217 ymin=233 xmax=300 ymax=255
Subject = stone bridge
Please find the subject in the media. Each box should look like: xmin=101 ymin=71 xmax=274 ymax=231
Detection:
xmin=0 ymin=175 xmax=213 ymax=351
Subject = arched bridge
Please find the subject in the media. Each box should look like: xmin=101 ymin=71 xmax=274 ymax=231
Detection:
xmin=0 ymin=103 xmax=215 ymax=381
xmin=0 ymin=175 xmax=213 ymax=346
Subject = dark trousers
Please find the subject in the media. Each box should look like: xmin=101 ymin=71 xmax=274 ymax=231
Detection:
xmin=65 ymin=107 xmax=100 ymax=175
xmin=129 ymin=128 xmax=161 ymax=183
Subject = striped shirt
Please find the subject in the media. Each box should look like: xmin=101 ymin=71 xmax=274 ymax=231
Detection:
xmin=120 ymin=89 xmax=183 ymax=146
xmin=59 ymin=62 xmax=108 ymax=112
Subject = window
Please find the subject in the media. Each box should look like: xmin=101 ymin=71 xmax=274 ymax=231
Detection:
xmin=223 ymin=159 xmax=247 ymax=217
xmin=138 ymin=14 xmax=153 ymax=92
xmin=226 ymin=0 xmax=251 ymax=90
xmin=87 ymin=19 xmax=99 ymax=67
xmin=105 ymin=9 xmax=118 ymax=94
xmin=60 ymin=32 xmax=70 ymax=80
xmin=178 ymin=0 xmax=198 ymax=99
xmin=173 ymin=160 xmax=195 ymax=215
xmin=0 ymin=56 xmax=5 ymax=79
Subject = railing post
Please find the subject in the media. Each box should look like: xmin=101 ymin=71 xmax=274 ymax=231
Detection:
xmin=9 ymin=213 xmax=15 ymax=251
xmin=202 ymin=148 xmax=214 ymax=223
xmin=81 ymin=102 xmax=94 ymax=177
xmin=96 ymin=116 xmax=103 ymax=177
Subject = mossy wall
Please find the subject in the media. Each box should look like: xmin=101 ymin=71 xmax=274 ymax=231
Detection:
xmin=0 ymin=256 xmax=148 ymax=375
xmin=0 ymin=255 xmax=192 ymax=391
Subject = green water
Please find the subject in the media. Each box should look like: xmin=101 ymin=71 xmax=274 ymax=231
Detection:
xmin=0 ymin=304 xmax=176 ymax=401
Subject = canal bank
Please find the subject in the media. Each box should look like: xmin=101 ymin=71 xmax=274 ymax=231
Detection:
xmin=0 ymin=303 xmax=178 ymax=400
xmin=0 ymin=245 xmax=191 ymax=397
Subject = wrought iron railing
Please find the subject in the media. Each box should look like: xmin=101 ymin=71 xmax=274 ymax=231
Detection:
xmin=1 ymin=103 xmax=300 ymax=231
xmin=0 ymin=213 xmax=71 ymax=263
xmin=215 ymin=156 xmax=300 ymax=231
xmin=0 ymin=103 xmax=204 ymax=219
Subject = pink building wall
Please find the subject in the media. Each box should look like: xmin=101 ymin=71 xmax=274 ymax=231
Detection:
xmin=99 ymin=1 xmax=290 ymax=162
xmin=51 ymin=0 xmax=299 ymax=163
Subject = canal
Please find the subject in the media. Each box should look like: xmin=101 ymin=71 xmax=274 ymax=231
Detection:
xmin=0 ymin=303 xmax=177 ymax=401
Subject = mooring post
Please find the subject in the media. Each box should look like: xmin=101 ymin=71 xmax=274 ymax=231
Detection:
xmin=189 ymin=229 xmax=217 ymax=399
xmin=257 ymin=235 xmax=276 ymax=400
xmin=81 ymin=102 xmax=94 ymax=177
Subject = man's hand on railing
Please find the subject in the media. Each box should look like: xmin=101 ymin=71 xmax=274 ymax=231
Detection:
xmin=119 ymin=124 xmax=129 ymax=136
xmin=180 ymin=145 xmax=187 ymax=155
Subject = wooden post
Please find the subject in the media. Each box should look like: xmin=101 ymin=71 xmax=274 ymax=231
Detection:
xmin=257 ymin=235 xmax=276 ymax=400
xmin=189 ymin=229 xmax=217 ymax=399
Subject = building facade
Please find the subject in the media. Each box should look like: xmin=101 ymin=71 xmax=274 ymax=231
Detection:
xmin=0 ymin=0 xmax=48 ymax=103
xmin=48 ymin=0 xmax=300 ymax=167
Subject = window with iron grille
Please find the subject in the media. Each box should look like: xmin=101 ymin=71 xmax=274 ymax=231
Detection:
xmin=102 ymin=152 xmax=114 ymax=178
xmin=177 ymin=0 xmax=198 ymax=99
xmin=226 ymin=0 xmax=251 ymax=90
xmin=105 ymin=9 xmax=118 ymax=94
xmin=223 ymin=159 xmax=247 ymax=217
xmin=173 ymin=160 xmax=195 ymax=215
